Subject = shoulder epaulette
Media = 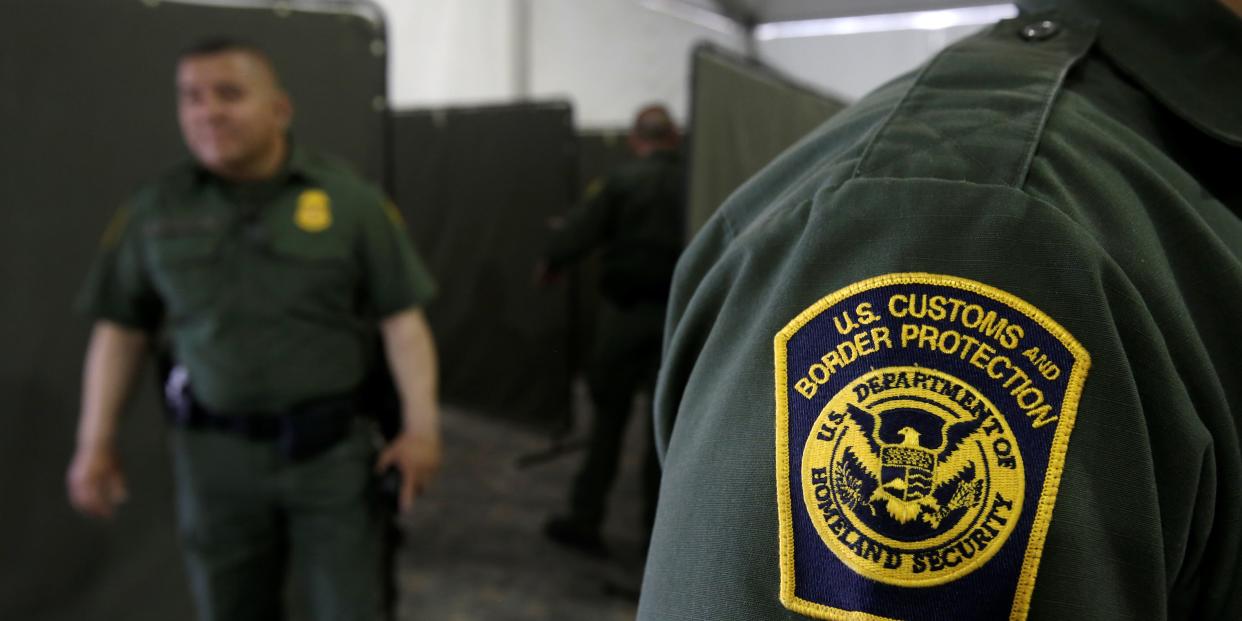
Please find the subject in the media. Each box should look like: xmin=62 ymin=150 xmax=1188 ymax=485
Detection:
xmin=854 ymin=13 xmax=1098 ymax=188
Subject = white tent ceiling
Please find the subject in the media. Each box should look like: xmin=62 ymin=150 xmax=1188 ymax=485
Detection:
xmin=660 ymin=0 xmax=1009 ymax=24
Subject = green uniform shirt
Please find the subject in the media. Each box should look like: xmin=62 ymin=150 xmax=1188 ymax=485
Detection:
xmin=79 ymin=146 xmax=436 ymax=413
xmin=641 ymin=2 xmax=1241 ymax=620
xmin=547 ymin=149 xmax=685 ymax=305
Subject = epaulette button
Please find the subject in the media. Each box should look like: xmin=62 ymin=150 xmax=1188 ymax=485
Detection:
xmin=1020 ymin=20 xmax=1061 ymax=42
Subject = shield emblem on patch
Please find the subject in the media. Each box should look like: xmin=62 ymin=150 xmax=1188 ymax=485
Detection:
xmin=295 ymin=188 xmax=333 ymax=233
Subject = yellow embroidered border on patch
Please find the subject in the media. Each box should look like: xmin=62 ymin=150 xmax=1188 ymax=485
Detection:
xmin=774 ymin=273 xmax=1089 ymax=621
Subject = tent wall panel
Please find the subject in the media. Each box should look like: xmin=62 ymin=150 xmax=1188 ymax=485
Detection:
xmin=686 ymin=44 xmax=846 ymax=236
xmin=391 ymin=103 xmax=577 ymax=429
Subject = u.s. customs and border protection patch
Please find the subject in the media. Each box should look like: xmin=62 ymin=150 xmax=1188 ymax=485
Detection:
xmin=774 ymin=273 xmax=1089 ymax=621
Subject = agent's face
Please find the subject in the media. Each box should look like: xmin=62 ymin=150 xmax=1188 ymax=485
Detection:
xmin=176 ymin=51 xmax=291 ymax=178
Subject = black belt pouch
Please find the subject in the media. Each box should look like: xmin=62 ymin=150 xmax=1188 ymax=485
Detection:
xmin=278 ymin=396 xmax=356 ymax=461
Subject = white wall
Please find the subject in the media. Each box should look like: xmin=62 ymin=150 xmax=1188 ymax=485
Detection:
xmin=527 ymin=0 xmax=746 ymax=128
xmin=370 ymin=0 xmax=518 ymax=109
xmin=371 ymin=0 xmax=746 ymax=126
xmin=371 ymin=0 xmax=1009 ymax=125
xmin=757 ymin=24 xmax=988 ymax=102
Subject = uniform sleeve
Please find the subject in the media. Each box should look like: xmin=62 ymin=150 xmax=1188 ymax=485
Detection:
xmin=356 ymin=195 xmax=437 ymax=317
xmin=76 ymin=203 xmax=163 ymax=331
xmin=641 ymin=177 xmax=1232 ymax=621
xmin=544 ymin=175 xmax=616 ymax=270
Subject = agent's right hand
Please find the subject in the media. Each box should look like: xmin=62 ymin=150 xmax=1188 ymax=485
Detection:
xmin=66 ymin=447 xmax=129 ymax=519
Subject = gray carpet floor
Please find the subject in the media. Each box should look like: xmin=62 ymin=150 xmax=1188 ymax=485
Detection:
xmin=394 ymin=399 xmax=648 ymax=621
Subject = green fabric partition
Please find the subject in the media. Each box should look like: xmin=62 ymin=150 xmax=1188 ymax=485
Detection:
xmin=390 ymin=103 xmax=578 ymax=429
xmin=0 ymin=1 xmax=387 ymax=618
xmin=686 ymin=44 xmax=847 ymax=237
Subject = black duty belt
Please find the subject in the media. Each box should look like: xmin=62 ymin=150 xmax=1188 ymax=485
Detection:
xmin=165 ymin=374 xmax=360 ymax=461
xmin=168 ymin=402 xmax=284 ymax=439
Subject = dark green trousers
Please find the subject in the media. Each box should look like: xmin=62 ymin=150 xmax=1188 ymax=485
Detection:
xmin=169 ymin=419 xmax=389 ymax=621
xmin=569 ymin=300 xmax=664 ymax=534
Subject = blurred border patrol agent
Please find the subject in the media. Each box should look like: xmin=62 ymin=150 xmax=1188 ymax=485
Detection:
xmin=640 ymin=0 xmax=1241 ymax=619
xmin=66 ymin=38 xmax=440 ymax=621
xmin=539 ymin=105 xmax=685 ymax=556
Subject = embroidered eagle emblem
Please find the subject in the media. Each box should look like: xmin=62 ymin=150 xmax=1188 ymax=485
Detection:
xmin=841 ymin=403 xmax=987 ymax=529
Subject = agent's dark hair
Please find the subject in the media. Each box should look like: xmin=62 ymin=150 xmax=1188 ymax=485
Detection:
xmin=632 ymin=104 xmax=677 ymax=142
xmin=177 ymin=37 xmax=282 ymax=86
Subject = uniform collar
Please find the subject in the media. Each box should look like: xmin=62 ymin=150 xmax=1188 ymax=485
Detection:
xmin=283 ymin=142 xmax=319 ymax=184
xmin=648 ymin=147 xmax=680 ymax=160
xmin=191 ymin=136 xmax=320 ymax=187
xmin=1020 ymin=0 xmax=1242 ymax=146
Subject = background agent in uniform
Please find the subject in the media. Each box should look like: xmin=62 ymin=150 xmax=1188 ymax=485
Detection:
xmin=539 ymin=105 xmax=685 ymax=556
xmin=65 ymin=39 xmax=441 ymax=621
xmin=641 ymin=0 xmax=1241 ymax=619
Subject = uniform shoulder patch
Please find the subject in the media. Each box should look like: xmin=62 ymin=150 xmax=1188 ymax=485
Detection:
xmin=381 ymin=199 xmax=407 ymax=229
xmin=583 ymin=176 xmax=606 ymax=201
xmin=99 ymin=205 xmax=132 ymax=249
xmin=774 ymin=272 xmax=1089 ymax=621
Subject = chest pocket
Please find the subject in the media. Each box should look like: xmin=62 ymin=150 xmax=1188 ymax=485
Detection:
xmin=261 ymin=225 xmax=356 ymax=313
xmin=144 ymin=217 xmax=226 ymax=319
